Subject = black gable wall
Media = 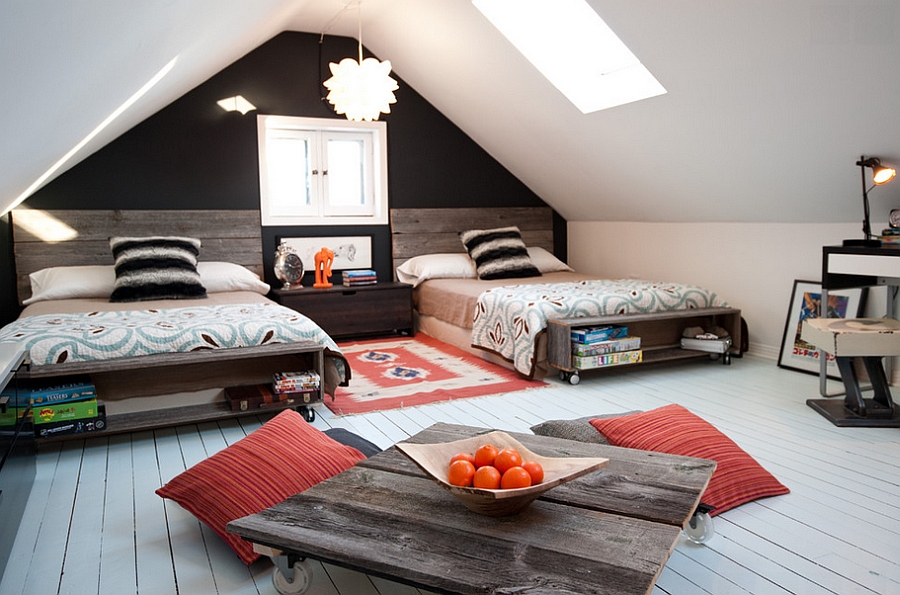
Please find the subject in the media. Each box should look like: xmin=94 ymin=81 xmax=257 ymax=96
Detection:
xmin=1 ymin=31 xmax=563 ymax=325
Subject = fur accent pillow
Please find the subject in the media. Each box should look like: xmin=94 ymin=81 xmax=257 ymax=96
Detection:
xmin=109 ymin=236 xmax=207 ymax=302
xmin=530 ymin=412 xmax=641 ymax=444
xmin=459 ymin=226 xmax=542 ymax=280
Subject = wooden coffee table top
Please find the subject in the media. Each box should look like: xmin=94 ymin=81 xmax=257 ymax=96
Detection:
xmin=228 ymin=422 xmax=715 ymax=595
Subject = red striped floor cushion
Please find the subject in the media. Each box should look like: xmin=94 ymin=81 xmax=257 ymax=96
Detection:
xmin=156 ymin=409 xmax=366 ymax=564
xmin=589 ymin=404 xmax=789 ymax=516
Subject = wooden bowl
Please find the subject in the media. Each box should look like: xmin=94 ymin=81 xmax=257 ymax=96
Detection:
xmin=395 ymin=430 xmax=609 ymax=516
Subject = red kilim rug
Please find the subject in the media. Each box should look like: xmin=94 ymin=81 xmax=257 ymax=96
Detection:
xmin=328 ymin=334 xmax=546 ymax=416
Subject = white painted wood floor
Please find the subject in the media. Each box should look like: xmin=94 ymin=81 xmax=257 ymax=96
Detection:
xmin=1 ymin=354 xmax=899 ymax=595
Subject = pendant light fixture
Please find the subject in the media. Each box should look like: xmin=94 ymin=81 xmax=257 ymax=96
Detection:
xmin=322 ymin=2 xmax=398 ymax=121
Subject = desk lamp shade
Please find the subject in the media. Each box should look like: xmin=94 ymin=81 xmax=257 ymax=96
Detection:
xmin=867 ymin=159 xmax=897 ymax=185
xmin=843 ymin=156 xmax=897 ymax=247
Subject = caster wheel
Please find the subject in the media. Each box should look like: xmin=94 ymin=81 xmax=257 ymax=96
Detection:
xmin=272 ymin=558 xmax=313 ymax=594
xmin=559 ymin=370 xmax=569 ymax=382
xmin=569 ymin=373 xmax=580 ymax=386
xmin=298 ymin=406 xmax=315 ymax=423
xmin=724 ymin=353 xmax=732 ymax=365
xmin=684 ymin=510 xmax=714 ymax=544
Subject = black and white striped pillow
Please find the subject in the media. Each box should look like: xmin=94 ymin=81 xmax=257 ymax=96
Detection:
xmin=459 ymin=226 xmax=542 ymax=280
xmin=109 ymin=236 xmax=207 ymax=302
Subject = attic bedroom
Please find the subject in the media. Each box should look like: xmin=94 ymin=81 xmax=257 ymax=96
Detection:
xmin=1 ymin=1 xmax=899 ymax=595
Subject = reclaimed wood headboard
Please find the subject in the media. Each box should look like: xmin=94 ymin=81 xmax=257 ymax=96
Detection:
xmin=389 ymin=207 xmax=555 ymax=276
xmin=11 ymin=209 xmax=263 ymax=305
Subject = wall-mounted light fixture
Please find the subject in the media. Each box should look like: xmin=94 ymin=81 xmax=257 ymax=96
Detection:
xmin=322 ymin=2 xmax=398 ymax=121
xmin=216 ymin=95 xmax=256 ymax=115
xmin=843 ymin=155 xmax=897 ymax=247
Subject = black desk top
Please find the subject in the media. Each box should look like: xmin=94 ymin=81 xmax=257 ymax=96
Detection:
xmin=822 ymin=244 xmax=900 ymax=290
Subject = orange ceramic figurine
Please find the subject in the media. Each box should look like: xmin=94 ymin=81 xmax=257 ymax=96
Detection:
xmin=313 ymin=247 xmax=334 ymax=288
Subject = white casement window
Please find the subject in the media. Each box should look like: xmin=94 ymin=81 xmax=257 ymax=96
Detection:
xmin=258 ymin=115 xmax=388 ymax=225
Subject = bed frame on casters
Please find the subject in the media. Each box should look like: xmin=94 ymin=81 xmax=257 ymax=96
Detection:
xmin=389 ymin=207 xmax=741 ymax=383
xmin=10 ymin=209 xmax=326 ymax=439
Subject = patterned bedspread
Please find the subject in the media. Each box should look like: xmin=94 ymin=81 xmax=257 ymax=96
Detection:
xmin=0 ymin=302 xmax=345 ymax=383
xmin=471 ymin=279 xmax=728 ymax=377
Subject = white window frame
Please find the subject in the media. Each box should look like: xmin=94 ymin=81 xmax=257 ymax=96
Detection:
xmin=258 ymin=115 xmax=388 ymax=226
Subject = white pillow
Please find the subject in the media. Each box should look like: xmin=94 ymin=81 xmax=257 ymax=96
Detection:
xmin=24 ymin=262 xmax=270 ymax=304
xmin=527 ymin=247 xmax=574 ymax=273
xmin=197 ymin=262 xmax=270 ymax=295
xmin=396 ymin=253 xmax=477 ymax=287
xmin=24 ymin=265 xmax=117 ymax=305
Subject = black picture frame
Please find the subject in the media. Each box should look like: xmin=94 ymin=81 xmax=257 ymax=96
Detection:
xmin=777 ymin=279 xmax=867 ymax=377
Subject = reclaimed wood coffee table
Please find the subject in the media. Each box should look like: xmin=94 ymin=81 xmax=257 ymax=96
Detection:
xmin=228 ymin=422 xmax=715 ymax=595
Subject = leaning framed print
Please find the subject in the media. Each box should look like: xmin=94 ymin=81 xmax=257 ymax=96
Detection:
xmin=280 ymin=236 xmax=373 ymax=271
xmin=777 ymin=279 xmax=867 ymax=377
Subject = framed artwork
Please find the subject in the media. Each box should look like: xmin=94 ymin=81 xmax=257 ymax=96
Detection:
xmin=777 ymin=280 xmax=867 ymax=377
xmin=280 ymin=236 xmax=373 ymax=271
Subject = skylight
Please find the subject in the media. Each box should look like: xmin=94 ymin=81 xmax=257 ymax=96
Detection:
xmin=472 ymin=0 xmax=666 ymax=113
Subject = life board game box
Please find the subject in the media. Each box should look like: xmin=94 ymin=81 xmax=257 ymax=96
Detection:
xmin=224 ymin=384 xmax=319 ymax=412
xmin=572 ymin=349 xmax=643 ymax=369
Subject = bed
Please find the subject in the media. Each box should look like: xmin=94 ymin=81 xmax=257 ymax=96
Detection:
xmin=390 ymin=207 xmax=741 ymax=379
xmin=1 ymin=209 xmax=349 ymax=433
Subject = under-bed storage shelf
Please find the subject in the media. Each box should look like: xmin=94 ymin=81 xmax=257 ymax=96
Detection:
xmin=547 ymin=307 xmax=742 ymax=384
xmin=19 ymin=342 xmax=326 ymax=442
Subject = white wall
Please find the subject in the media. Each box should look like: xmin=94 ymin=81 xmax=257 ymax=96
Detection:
xmin=567 ymin=221 xmax=892 ymax=360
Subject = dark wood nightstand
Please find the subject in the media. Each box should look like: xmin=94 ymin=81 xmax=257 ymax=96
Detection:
xmin=272 ymin=282 xmax=414 ymax=339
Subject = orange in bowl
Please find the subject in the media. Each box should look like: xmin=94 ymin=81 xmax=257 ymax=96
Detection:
xmin=395 ymin=430 xmax=609 ymax=516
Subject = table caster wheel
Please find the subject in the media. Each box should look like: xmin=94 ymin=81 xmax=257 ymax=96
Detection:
xmin=569 ymin=373 xmax=580 ymax=385
xmin=272 ymin=557 xmax=312 ymax=594
xmin=684 ymin=504 xmax=715 ymax=544
xmin=298 ymin=406 xmax=315 ymax=423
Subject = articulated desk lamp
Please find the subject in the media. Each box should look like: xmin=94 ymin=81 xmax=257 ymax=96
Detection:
xmin=843 ymin=155 xmax=897 ymax=247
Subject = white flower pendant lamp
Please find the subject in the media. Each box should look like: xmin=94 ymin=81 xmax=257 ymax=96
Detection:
xmin=323 ymin=3 xmax=398 ymax=121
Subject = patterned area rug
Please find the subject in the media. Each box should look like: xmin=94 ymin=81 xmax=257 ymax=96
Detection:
xmin=329 ymin=334 xmax=546 ymax=416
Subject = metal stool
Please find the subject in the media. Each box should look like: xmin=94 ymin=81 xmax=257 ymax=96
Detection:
xmin=801 ymin=318 xmax=900 ymax=427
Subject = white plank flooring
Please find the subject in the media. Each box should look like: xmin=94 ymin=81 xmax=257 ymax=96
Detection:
xmin=2 ymin=354 xmax=899 ymax=595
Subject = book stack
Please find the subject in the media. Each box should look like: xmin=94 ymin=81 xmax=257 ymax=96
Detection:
xmin=272 ymin=370 xmax=321 ymax=404
xmin=570 ymin=325 xmax=643 ymax=369
xmin=878 ymin=228 xmax=900 ymax=244
xmin=225 ymin=384 xmax=301 ymax=412
xmin=343 ymin=269 xmax=377 ymax=286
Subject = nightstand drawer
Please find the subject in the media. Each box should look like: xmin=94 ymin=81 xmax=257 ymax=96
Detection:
xmin=273 ymin=283 xmax=413 ymax=339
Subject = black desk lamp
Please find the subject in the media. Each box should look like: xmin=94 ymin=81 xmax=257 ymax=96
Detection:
xmin=843 ymin=155 xmax=897 ymax=247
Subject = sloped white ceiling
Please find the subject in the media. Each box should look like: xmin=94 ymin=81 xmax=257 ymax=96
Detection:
xmin=3 ymin=0 xmax=900 ymax=224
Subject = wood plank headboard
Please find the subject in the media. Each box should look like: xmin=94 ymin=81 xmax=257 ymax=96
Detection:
xmin=389 ymin=207 xmax=555 ymax=276
xmin=12 ymin=209 xmax=263 ymax=305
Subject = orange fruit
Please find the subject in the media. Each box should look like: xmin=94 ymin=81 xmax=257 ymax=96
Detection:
xmin=522 ymin=460 xmax=544 ymax=484
xmin=473 ymin=465 xmax=502 ymax=489
xmin=474 ymin=444 xmax=499 ymax=469
xmin=493 ymin=448 xmax=523 ymax=474
xmin=450 ymin=452 xmax=476 ymax=465
xmin=447 ymin=460 xmax=476 ymax=487
xmin=500 ymin=466 xmax=532 ymax=489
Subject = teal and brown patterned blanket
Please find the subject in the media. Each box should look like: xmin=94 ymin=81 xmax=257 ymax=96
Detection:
xmin=0 ymin=302 xmax=347 ymax=390
xmin=471 ymin=279 xmax=728 ymax=377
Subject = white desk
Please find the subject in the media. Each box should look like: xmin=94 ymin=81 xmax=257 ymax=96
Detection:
xmin=813 ymin=245 xmax=900 ymax=426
